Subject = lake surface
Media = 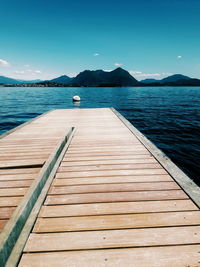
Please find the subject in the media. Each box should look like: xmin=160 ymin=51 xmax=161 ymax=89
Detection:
xmin=0 ymin=86 xmax=199 ymax=186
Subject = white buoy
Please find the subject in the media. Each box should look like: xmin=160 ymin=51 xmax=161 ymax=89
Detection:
xmin=72 ymin=95 xmax=81 ymax=102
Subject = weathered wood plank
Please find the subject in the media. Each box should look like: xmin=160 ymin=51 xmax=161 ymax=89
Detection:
xmin=19 ymin=244 xmax=200 ymax=267
xmin=39 ymin=199 xmax=198 ymax=218
xmin=25 ymin=226 xmax=200 ymax=252
xmin=0 ymin=180 xmax=32 ymax=188
xmin=49 ymin=182 xmax=180 ymax=195
xmin=0 ymin=159 xmax=45 ymax=168
xmin=45 ymin=190 xmax=188 ymax=205
xmin=0 ymin=188 xmax=27 ymax=197
xmin=0 ymin=168 xmax=40 ymax=175
xmin=0 ymin=207 xmax=16 ymax=219
xmin=56 ymin=169 xmax=167 ymax=178
xmin=67 ymin=146 xmax=146 ymax=152
xmin=58 ymin=163 xmax=162 ymax=172
xmin=65 ymin=151 xmax=151 ymax=157
xmin=62 ymin=154 xmax=154 ymax=162
xmin=0 ymin=196 xmax=22 ymax=207
xmin=0 ymin=155 xmax=47 ymax=161
xmin=53 ymin=175 xmax=173 ymax=186
xmin=33 ymin=211 xmax=200 ymax=233
xmin=0 ymin=219 xmax=8 ymax=231
xmin=0 ymin=173 xmax=37 ymax=181
xmin=61 ymin=158 xmax=157 ymax=166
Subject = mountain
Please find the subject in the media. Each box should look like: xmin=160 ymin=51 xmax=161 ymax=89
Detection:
xmin=0 ymin=76 xmax=21 ymax=84
xmin=109 ymin=68 xmax=140 ymax=86
xmin=160 ymin=74 xmax=192 ymax=84
xmin=50 ymin=75 xmax=72 ymax=84
xmin=141 ymin=78 xmax=158 ymax=84
xmin=140 ymin=74 xmax=198 ymax=86
xmin=0 ymin=76 xmax=43 ymax=84
xmin=18 ymin=79 xmax=43 ymax=84
xmin=1 ymin=70 xmax=200 ymax=87
xmin=162 ymin=78 xmax=200 ymax=86
xmin=69 ymin=68 xmax=140 ymax=86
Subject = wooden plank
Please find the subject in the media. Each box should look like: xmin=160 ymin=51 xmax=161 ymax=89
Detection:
xmin=49 ymin=182 xmax=180 ymax=195
xmin=0 ymin=155 xmax=47 ymax=160
xmin=56 ymin=169 xmax=167 ymax=178
xmin=62 ymin=154 xmax=154 ymax=162
xmin=0 ymin=188 xmax=27 ymax=197
xmin=0 ymin=207 xmax=16 ymax=219
xmin=33 ymin=211 xmax=200 ymax=233
xmin=65 ymin=151 xmax=150 ymax=157
xmin=24 ymin=226 xmax=200 ymax=252
xmin=45 ymin=190 xmax=188 ymax=205
xmin=70 ymin=142 xmax=141 ymax=147
xmin=0 ymin=196 xmax=22 ymax=207
xmin=18 ymin=245 xmax=200 ymax=267
xmin=58 ymin=163 xmax=162 ymax=172
xmin=0 ymin=148 xmax=52 ymax=153
xmin=0 ymin=180 xmax=32 ymax=188
xmin=67 ymin=149 xmax=150 ymax=157
xmin=0 ymin=219 xmax=8 ymax=231
xmin=0 ymin=159 xmax=45 ymax=168
xmin=0 ymin=173 xmax=37 ymax=181
xmin=61 ymin=158 xmax=157 ymax=166
xmin=39 ymin=199 xmax=198 ymax=218
xmin=0 ymin=168 xmax=40 ymax=175
xmin=0 ymin=152 xmax=49 ymax=157
xmin=67 ymin=146 xmax=146 ymax=152
xmin=53 ymin=175 xmax=173 ymax=186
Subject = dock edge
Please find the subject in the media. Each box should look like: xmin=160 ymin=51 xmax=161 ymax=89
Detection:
xmin=111 ymin=107 xmax=200 ymax=208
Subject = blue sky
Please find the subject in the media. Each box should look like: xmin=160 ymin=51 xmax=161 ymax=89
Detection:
xmin=0 ymin=0 xmax=200 ymax=80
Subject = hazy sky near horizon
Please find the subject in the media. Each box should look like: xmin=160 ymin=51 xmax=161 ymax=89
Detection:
xmin=0 ymin=0 xmax=200 ymax=80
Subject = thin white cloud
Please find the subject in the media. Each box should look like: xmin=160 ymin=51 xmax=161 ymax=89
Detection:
xmin=67 ymin=72 xmax=78 ymax=77
xmin=177 ymin=55 xmax=182 ymax=59
xmin=27 ymin=69 xmax=42 ymax=74
xmin=103 ymin=69 xmax=113 ymax=72
xmin=114 ymin=63 xmax=123 ymax=67
xmin=162 ymin=72 xmax=173 ymax=76
xmin=0 ymin=59 xmax=10 ymax=67
xmin=129 ymin=70 xmax=173 ymax=80
xmin=14 ymin=70 xmax=25 ymax=74
xmin=24 ymin=64 xmax=30 ymax=67
xmin=138 ymin=73 xmax=161 ymax=77
xmin=14 ymin=69 xmax=42 ymax=76
xmin=93 ymin=53 xmax=100 ymax=56
xmin=129 ymin=70 xmax=142 ymax=75
xmin=34 ymin=70 xmax=42 ymax=74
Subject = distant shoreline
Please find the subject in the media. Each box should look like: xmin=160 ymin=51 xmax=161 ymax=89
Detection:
xmin=1 ymin=68 xmax=200 ymax=87
xmin=1 ymin=83 xmax=200 ymax=87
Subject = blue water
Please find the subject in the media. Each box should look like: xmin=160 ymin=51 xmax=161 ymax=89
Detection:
xmin=0 ymin=86 xmax=200 ymax=185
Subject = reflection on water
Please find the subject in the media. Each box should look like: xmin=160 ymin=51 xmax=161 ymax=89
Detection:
xmin=73 ymin=101 xmax=81 ymax=108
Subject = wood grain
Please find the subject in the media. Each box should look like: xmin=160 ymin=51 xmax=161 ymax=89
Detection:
xmin=25 ymin=226 xmax=200 ymax=251
xmin=33 ymin=211 xmax=200 ymax=233
xmin=53 ymin=175 xmax=173 ymax=186
xmin=19 ymin=245 xmax=200 ymax=267
xmin=49 ymin=182 xmax=180 ymax=195
xmin=39 ymin=200 xmax=198 ymax=218
xmin=45 ymin=190 xmax=187 ymax=205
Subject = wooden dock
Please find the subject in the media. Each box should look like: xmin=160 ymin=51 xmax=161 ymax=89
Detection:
xmin=0 ymin=108 xmax=199 ymax=266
